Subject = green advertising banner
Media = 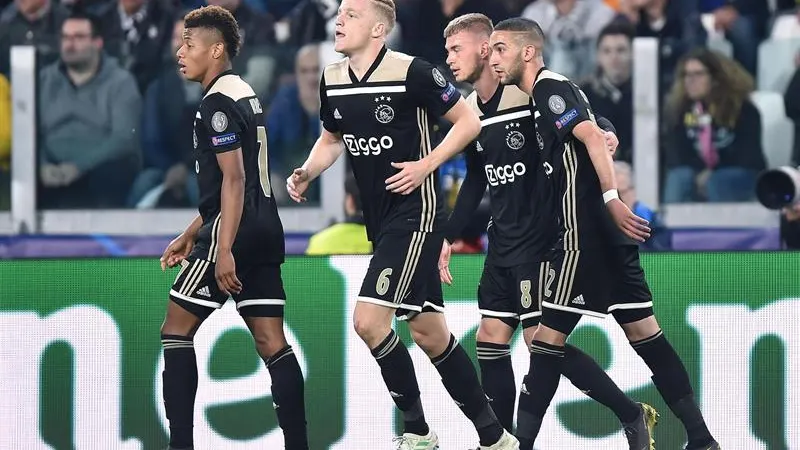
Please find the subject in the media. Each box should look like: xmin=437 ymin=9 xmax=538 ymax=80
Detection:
xmin=0 ymin=253 xmax=798 ymax=449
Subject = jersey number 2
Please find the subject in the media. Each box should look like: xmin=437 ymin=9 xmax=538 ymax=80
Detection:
xmin=257 ymin=126 xmax=272 ymax=197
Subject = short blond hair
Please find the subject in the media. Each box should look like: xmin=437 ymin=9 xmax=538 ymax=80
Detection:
xmin=370 ymin=0 xmax=396 ymax=35
xmin=444 ymin=13 xmax=493 ymax=39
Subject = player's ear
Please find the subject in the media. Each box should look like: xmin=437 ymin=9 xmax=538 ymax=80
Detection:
xmin=479 ymin=40 xmax=490 ymax=59
xmin=371 ymin=21 xmax=385 ymax=39
xmin=212 ymin=42 xmax=224 ymax=60
xmin=523 ymin=44 xmax=536 ymax=63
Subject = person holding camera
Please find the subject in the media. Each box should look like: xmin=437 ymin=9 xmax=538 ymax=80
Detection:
xmin=780 ymin=204 xmax=800 ymax=249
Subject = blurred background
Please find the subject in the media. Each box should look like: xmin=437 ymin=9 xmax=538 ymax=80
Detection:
xmin=2 ymin=0 xmax=800 ymax=254
xmin=2 ymin=1 xmax=800 ymax=449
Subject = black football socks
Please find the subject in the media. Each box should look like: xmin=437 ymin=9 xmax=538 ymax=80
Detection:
xmin=372 ymin=330 xmax=430 ymax=436
xmin=265 ymin=346 xmax=309 ymax=450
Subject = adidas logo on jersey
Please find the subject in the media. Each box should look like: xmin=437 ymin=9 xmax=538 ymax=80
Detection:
xmin=571 ymin=294 xmax=585 ymax=305
xmin=334 ymin=108 xmax=342 ymax=119
xmin=197 ymin=286 xmax=211 ymax=298
xmin=476 ymin=141 xmax=484 ymax=152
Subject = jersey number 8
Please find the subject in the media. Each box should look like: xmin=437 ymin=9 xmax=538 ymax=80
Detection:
xmin=257 ymin=126 xmax=271 ymax=197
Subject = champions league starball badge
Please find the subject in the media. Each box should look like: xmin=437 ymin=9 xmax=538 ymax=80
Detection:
xmin=548 ymin=95 xmax=566 ymax=115
xmin=211 ymin=111 xmax=228 ymax=132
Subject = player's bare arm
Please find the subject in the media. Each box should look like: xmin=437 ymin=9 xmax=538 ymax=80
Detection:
xmin=287 ymin=129 xmax=345 ymax=203
xmin=215 ymin=148 xmax=245 ymax=295
xmin=386 ymin=99 xmax=480 ymax=195
xmin=573 ymin=121 xmax=650 ymax=242
xmin=160 ymin=215 xmax=203 ymax=270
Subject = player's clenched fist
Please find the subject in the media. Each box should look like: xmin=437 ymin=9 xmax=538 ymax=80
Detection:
xmin=160 ymin=234 xmax=194 ymax=271
xmin=286 ymin=168 xmax=310 ymax=203
xmin=607 ymin=198 xmax=651 ymax=242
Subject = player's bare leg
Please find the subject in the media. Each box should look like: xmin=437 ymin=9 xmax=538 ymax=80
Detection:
xmin=620 ymin=315 xmax=718 ymax=450
xmin=475 ymin=318 xmax=516 ymax=431
xmin=408 ymin=312 xmax=514 ymax=449
xmin=244 ymin=317 xmax=309 ymax=450
xmin=160 ymin=301 xmax=206 ymax=450
xmin=353 ymin=301 xmax=437 ymax=449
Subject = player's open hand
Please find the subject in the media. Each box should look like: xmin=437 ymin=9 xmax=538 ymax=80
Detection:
xmin=604 ymin=131 xmax=619 ymax=157
xmin=386 ymin=160 xmax=432 ymax=195
xmin=439 ymin=240 xmax=453 ymax=285
xmin=160 ymin=234 xmax=194 ymax=271
xmin=607 ymin=199 xmax=651 ymax=242
xmin=286 ymin=168 xmax=310 ymax=203
xmin=215 ymin=250 xmax=242 ymax=296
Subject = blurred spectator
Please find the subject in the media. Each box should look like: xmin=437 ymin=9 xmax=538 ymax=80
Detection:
xmin=521 ymin=0 xmax=616 ymax=79
xmin=627 ymin=0 xmax=707 ymax=98
xmin=282 ymin=0 xmax=336 ymax=47
xmin=0 ymin=0 xmax=70 ymax=75
xmin=38 ymin=13 xmax=142 ymax=209
xmin=614 ymin=160 xmax=670 ymax=249
xmin=266 ymin=42 xmax=319 ymax=201
xmin=94 ymin=0 xmax=174 ymax=93
xmin=662 ymin=49 xmax=765 ymax=203
xmin=783 ymin=61 xmax=800 ymax=165
xmin=127 ymin=15 xmax=201 ymax=208
xmin=397 ymin=0 xmax=509 ymax=65
xmin=305 ymin=173 xmax=371 ymax=255
xmin=699 ymin=0 xmax=768 ymax=76
xmin=0 ymin=73 xmax=9 ymax=210
xmin=780 ymin=203 xmax=800 ymax=249
xmin=207 ymin=0 xmax=275 ymax=47
xmin=581 ymin=21 xmax=634 ymax=162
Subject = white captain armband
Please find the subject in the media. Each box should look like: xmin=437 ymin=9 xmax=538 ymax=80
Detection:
xmin=603 ymin=189 xmax=619 ymax=204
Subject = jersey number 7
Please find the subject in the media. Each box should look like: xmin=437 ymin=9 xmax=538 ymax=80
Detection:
xmin=257 ymin=126 xmax=272 ymax=197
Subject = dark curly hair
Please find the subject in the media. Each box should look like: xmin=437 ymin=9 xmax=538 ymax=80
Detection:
xmin=184 ymin=5 xmax=241 ymax=59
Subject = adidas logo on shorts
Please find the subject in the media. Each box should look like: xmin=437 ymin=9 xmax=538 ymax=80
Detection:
xmin=197 ymin=286 xmax=211 ymax=298
xmin=334 ymin=108 xmax=342 ymax=119
xmin=571 ymin=294 xmax=585 ymax=305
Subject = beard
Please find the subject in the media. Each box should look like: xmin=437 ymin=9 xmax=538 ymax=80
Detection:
xmin=62 ymin=53 xmax=94 ymax=72
xmin=502 ymin=58 xmax=524 ymax=86
xmin=463 ymin=63 xmax=483 ymax=84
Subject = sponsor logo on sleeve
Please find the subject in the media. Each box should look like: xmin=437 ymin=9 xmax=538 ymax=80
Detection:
xmin=211 ymin=133 xmax=238 ymax=146
xmin=555 ymin=108 xmax=578 ymax=129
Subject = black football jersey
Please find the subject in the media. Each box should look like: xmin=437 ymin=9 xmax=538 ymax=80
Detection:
xmin=192 ymin=71 xmax=285 ymax=264
xmin=531 ymin=68 xmax=634 ymax=250
xmin=463 ymin=84 xmax=557 ymax=266
xmin=319 ymin=46 xmax=461 ymax=241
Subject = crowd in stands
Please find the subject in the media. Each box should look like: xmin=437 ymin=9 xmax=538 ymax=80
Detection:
xmin=2 ymin=0 xmax=800 ymax=244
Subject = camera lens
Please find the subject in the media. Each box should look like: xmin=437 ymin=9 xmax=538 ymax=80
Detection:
xmin=756 ymin=171 xmax=796 ymax=209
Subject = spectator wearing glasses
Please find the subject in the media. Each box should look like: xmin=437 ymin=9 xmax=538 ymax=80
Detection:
xmin=662 ymin=48 xmax=765 ymax=203
xmin=38 ymin=13 xmax=142 ymax=209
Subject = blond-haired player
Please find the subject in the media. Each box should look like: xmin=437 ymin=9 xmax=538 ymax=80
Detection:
xmin=287 ymin=1 xmax=517 ymax=449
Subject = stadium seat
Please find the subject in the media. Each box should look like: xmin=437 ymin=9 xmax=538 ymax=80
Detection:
xmin=757 ymin=38 xmax=800 ymax=93
xmin=770 ymin=13 xmax=800 ymax=40
xmin=750 ymin=90 xmax=794 ymax=168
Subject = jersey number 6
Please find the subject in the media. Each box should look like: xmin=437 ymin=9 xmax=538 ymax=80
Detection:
xmin=376 ymin=268 xmax=393 ymax=296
